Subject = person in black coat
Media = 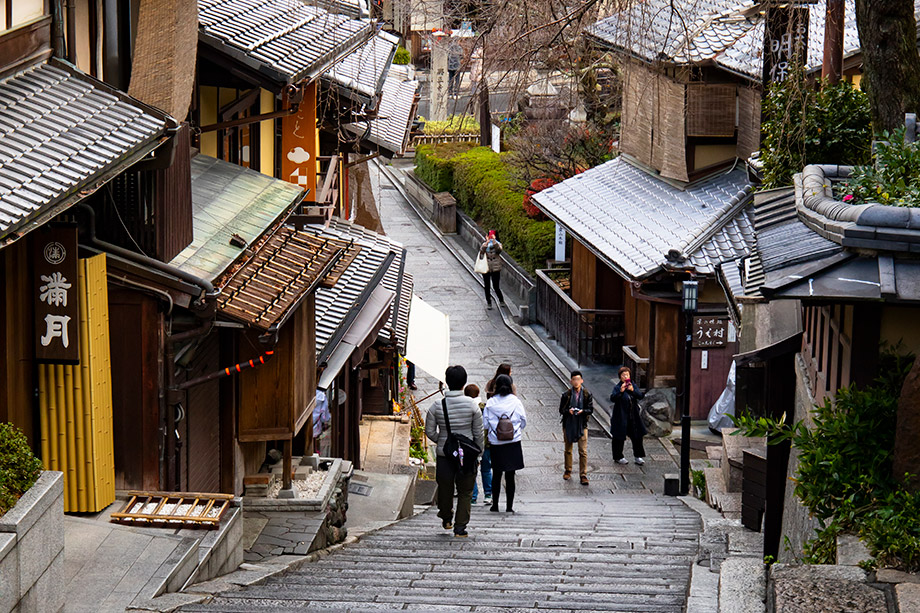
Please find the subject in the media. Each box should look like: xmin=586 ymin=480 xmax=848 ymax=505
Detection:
xmin=558 ymin=370 xmax=594 ymax=485
xmin=609 ymin=366 xmax=647 ymax=465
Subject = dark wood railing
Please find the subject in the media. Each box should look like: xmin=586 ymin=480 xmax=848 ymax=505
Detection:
xmin=534 ymin=269 xmax=625 ymax=365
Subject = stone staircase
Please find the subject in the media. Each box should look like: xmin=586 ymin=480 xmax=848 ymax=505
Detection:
xmin=182 ymin=493 xmax=702 ymax=612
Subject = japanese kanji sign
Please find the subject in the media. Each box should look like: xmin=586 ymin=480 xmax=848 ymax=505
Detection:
xmin=762 ymin=5 xmax=809 ymax=88
xmin=34 ymin=225 xmax=79 ymax=363
xmin=692 ymin=317 xmax=728 ymax=348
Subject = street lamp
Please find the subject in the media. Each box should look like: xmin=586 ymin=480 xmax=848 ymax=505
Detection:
xmin=680 ymin=280 xmax=698 ymax=496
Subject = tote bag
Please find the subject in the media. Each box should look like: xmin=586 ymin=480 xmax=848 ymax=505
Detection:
xmin=474 ymin=253 xmax=489 ymax=274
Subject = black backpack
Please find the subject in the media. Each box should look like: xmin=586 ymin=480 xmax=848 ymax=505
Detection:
xmin=442 ymin=399 xmax=481 ymax=473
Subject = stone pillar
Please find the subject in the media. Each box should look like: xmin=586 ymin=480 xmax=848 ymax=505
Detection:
xmin=430 ymin=38 xmax=448 ymax=121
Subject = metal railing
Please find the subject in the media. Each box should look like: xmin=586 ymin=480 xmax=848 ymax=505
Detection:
xmin=410 ymin=133 xmax=480 ymax=148
xmin=534 ymin=268 xmax=625 ymax=365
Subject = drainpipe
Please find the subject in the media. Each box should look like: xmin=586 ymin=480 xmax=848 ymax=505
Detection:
xmin=74 ymin=203 xmax=218 ymax=309
xmin=822 ymin=0 xmax=845 ymax=85
xmin=52 ymin=0 xmax=66 ymax=58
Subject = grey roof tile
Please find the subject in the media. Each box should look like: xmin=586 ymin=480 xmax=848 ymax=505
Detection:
xmin=345 ymin=76 xmax=419 ymax=155
xmin=306 ymin=219 xmax=412 ymax=353
xmin=588 ymin=1 xmax=920 ymax=81
xmin=198 ymin=0 xmax=374 ymax=85
xmin=0 ymin=60 xmax=170 ymax=246
xmin=532 ymin=156 xmax=752 ymax=279
xmin=323 ymin=30 xmax=398 ymax=103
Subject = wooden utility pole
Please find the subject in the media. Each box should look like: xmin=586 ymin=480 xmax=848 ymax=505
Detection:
xmin=822 ymin=0 xmax=845 ymax=84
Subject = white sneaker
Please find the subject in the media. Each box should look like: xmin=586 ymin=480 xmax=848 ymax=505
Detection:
xmin=635 ymin=457 xmax=645 ymax=465
xmin=616 ymin=458 xmax=629 ymax=465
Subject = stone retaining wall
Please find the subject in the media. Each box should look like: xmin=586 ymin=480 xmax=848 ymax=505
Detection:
xmin=0 ymin=471 xmax=65 ymax=613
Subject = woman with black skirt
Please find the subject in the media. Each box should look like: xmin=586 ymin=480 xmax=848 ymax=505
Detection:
xmin=483 ymin=374 xmax=527 ymax=513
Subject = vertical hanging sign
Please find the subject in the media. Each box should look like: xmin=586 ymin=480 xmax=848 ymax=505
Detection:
xmin=281 ymin=82 xmax=319 ymax=197
xmin=33 ymin=225 xmax=80 ymax=364
xmin=762 ymin=4 xmax=810 ymax=88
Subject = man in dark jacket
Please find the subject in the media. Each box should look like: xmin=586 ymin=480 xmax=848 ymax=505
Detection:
xmin=610 ymin=366 xmax=647 ymax=465
xmin=559 ymin=370 xmax=594 ymax=485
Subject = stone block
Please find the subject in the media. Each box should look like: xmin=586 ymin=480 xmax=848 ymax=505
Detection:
xmin=835 ymin=534 xmax=871 ymax=566
xmin=896 ymin=583 xmax=920 ymax=613
xmin=647 ymin=401 xmax=670 ymax=422
xmin=16 ymin=490 xmax=65 ymax=593
xmin=719 ymin=557 xmax=766 ymax=613
xmin=18 ymin=547 xmax=64 ymax=613
xmin=663 ymin=474 xmax=679 ymax=497
xmin=772 ymin=564 xmax=885 ymax=613
xmin=704 ymin=467 xmax=725 ymax=509
xmin=642 ymin=412 xmax=673 ymax=438
xmin=877 ymin=568 xmax=920 ymax=584
xmin=0 ymin=533 xmax=19 ymax=613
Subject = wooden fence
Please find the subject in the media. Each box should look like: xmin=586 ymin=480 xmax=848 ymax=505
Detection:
xmin=534 ymin=269 xmax=625 ymax=365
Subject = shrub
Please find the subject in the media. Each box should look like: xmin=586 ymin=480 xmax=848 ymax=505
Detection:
xmin=0 ymin=423 xmax=43 ymax=517
xmin=420 ymin=114 xmax=480 ymax=135
xmin=414 ymin=142 xmax=475 ymax=192
xmin=733 ymin=349 xmax=920 ymax=570
xmin=761 ymin=73 xmax=872 ymax=188
xmin=414 ymin=143 xmax=555 ymax=270
xmin=451 ymin=147 xmax=553 ymax=270
xmin=838 ymin=128 xmax=920 ymax=207
xmin=523 ymin=178 xmax=556 ymax=219
xmin=393 ymin=46 xmax=411 ymax=65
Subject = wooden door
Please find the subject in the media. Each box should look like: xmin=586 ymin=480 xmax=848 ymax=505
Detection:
xmin=183 ymin=332 xmax=222 ymax=492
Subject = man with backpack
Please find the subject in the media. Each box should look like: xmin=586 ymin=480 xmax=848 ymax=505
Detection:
xmin=426 ymin=365 xmax=484 ymax=537
xmin=559 ymin=370 xmax=594 ymax=485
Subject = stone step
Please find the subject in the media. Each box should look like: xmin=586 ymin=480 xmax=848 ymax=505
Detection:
xmin=719 ymin=557 xmax=766 ymax=613
xmin=704 ymin=466 xmax=726 ymax=509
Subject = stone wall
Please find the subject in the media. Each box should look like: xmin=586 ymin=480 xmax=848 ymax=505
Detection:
xmin=0 ymin=471 xmax=65 ymax=613
xmin=778 ymin=355 xmax=822 ymax=564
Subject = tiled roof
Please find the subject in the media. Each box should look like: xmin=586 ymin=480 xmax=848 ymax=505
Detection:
xmin=198 ymin=0 xmax=374 ymax=86
xmin=321 ymin=218 xmax=412 ymax=350
xmin=216 ymin=227 xmax=359 ymax=331
xmin=305 ymin=220 xmax=409 ymax=355
xmin=532 ymin=156 xmax=752 ymax=280
xmin=345 ymin=76 xmax=419 ymax=155
xmin=323 ymin=30 xmax=398 ymax=104
xmin=689 ymin=204 xmax=755 ymax=275
xmin=588 ymin=1 xmax=920 ymax=81
xmin=311 ymin=0 xmax=369 ymax=19
xmin=0 ymin=60 xmax=171 ymax=247
xmin=171 ymin=155 xmax=305 ymax=281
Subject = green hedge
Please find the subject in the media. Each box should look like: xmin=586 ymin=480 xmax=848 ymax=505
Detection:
xmin=414 ymin=142 xmax=475 ymax=192
xmin=0 ymin=423 xmax=42 ymax=517
xmin=414 ymin=144 xmax=554 ymax=270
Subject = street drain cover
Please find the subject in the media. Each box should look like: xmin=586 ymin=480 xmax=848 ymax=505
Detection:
xmin=481 ymin=353 xmax=534 ymax=367
xmin=349 ymin=483 xmax=373 ymax=496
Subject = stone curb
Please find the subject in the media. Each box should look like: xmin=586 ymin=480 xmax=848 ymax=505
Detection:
xmin=373 ymin=158 xmax=612 ymax=439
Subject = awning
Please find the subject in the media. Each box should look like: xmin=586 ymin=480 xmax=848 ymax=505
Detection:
xmin=0 ymin=59 xmax=173 ymax=248
xmin=405 ymin=295 xmax=450 ymax=382
xmin=216 ymin=228 xmax=360 ymax=332
xmin=317 ymin=285 xmax=396 ymax=390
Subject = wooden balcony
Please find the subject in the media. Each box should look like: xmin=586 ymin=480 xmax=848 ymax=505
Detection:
xmin=534 ymin=268 xmax=625 ymax=365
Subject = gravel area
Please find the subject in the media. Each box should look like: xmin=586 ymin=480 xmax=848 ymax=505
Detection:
xmin=266 ymin=472 xmax=327 ymax=499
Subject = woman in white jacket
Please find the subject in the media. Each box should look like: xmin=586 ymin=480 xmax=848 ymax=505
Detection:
xmin=483 ymin=374 xmax=526 ymax=513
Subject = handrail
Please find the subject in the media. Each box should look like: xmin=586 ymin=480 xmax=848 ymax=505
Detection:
xmin=535 ymin=268 xmax=582 ymax=312
xmin=622 ymin=345 xmax=649 ymax=364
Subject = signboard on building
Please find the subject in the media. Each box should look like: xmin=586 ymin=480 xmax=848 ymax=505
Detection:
xmin=692 ymin=316 xmax=728 ymax=348
xmin=281 ymin=82 xmax=319 ymax=196
xmin=33 ymin=225 xmax=80 ymax=363
xmin=762 ymin=5 xmax=809 ymax=87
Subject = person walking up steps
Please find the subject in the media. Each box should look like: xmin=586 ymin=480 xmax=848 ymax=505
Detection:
xmin=479 ymin=230 xmax=505 ymax=310
xmin=426 ymin=365 xmax=484 ymax=537
xmin=485 ymin=363 xmax=516 ymax=399
xmin=559 ymin=370 xmax=594 ymax=485
xmin=465 ymin=384 xmax=491 ymax=505
xmin=483 ymin=374 xmax=526 ymax=513
xmin=610 ymin=366 xmax=647 ymax=465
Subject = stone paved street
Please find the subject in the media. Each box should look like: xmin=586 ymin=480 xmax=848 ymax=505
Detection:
xmin=180 ymin=163 xmax=701 ymax=611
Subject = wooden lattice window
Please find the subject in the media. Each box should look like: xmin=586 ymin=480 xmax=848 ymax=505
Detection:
xmin=687 ymin=84 xmax=737 ymax=137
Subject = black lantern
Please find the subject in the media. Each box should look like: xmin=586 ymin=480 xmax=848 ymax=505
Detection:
xmin=682 ymin=280 xmax=698 ymax=313
xmin=679 ymin=279 xmax=698 ymax=496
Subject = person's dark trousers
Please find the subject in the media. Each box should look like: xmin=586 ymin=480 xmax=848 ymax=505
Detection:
xmin=406 ymin=361 xmax=416 ymax=387
xmin=436 ymin=456 xmax=475 ymax=530
xmin=483 ymin=271 xmax=505 ymax=305
xmin=612 ymin=435 xmax=646 ymax=461
xmin=491 ymin=470 xmax=516 ymax=511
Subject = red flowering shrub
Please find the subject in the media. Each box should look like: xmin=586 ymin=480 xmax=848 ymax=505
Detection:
xmin=523 ymin=178 xmax=556 ymax=219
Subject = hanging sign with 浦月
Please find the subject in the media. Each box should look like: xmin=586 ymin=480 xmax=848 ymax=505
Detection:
xmin=33 ymin=225 xmax=80 ymax=364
